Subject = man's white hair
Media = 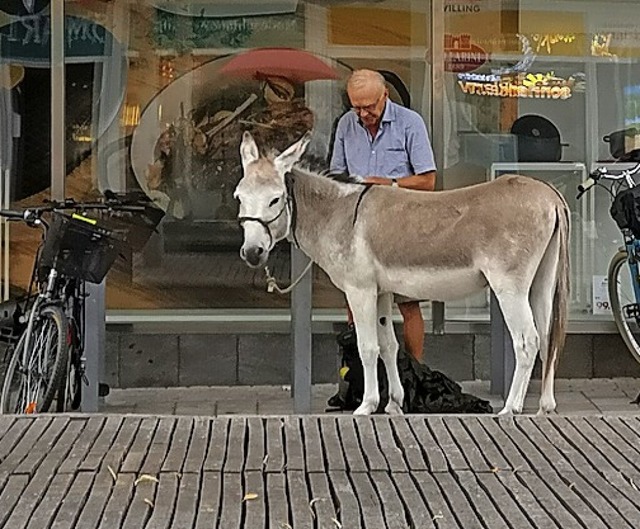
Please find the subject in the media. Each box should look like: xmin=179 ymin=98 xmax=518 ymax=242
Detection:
xmin=347 ymin=69 xmax=386 ymax=92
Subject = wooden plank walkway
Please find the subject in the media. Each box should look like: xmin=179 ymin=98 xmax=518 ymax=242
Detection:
xmin=0 ymin=414 xmax=639 ymax=528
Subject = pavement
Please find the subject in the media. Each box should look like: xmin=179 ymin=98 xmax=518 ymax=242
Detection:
xmin=102 ymin=377 xmax=640 ymax=416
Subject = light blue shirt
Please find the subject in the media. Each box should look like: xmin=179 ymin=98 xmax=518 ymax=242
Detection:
xmin=330 ymin=99 xmax=436 ymax=179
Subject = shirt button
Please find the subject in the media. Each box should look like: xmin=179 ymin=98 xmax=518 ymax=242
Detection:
xmin=371 ymin=150 xmax=375 ymax=154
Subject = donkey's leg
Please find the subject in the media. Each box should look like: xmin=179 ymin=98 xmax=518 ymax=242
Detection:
xmin=377 ymin=293 xmax=404 ymax=415
xmin=346 ymin=288 xmax=381 ymax=415
xmin=531 ymin=233 xmax=562 ymax=415
xmin=494 ymin=289 xmax=540 ymax=416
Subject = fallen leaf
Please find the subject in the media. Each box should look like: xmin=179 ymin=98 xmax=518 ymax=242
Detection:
xmin=243 ymin=493 xmax=259 ymax=501
xmin=135 ymin=474 xmax=159 ymax=486
xmin=331 ymin=518 xmax=342 ymax=528
xmin=107 ymin=465 xmax=117 ymax=483
xmin=144 ymin=498 xmax=154 ymax=508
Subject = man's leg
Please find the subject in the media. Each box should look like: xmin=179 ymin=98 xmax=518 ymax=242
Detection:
xmin=398 ymin=301 xmax=424 ymax=362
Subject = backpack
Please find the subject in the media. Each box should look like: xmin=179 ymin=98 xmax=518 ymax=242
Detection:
xmin=327 ymin=326 xmax=493 ymax=414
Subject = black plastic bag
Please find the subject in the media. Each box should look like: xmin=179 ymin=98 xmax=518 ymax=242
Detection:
xmin=327 ymin=326 xmax=493 ymax=414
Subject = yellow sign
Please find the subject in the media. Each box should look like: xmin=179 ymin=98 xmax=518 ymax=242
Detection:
xmin=458 ymin=72 xmax=573 ymax=100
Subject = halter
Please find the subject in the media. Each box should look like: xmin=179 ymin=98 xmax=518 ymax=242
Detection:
xmin=237 ymin=173 xmax=299 ymax=249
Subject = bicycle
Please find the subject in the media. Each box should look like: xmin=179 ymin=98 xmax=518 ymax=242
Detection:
xmin=0 ymin=193 xmax=158 ymax=414
xmin=578 ymin=161 xmax=640 ymax=402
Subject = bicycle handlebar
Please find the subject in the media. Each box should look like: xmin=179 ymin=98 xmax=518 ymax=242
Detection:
xmin=576 ymin=162 xmax=640 ymax=199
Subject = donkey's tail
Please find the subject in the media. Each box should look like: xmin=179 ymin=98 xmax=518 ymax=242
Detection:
xmin=545 ymin=198 xmax=571 ymax=381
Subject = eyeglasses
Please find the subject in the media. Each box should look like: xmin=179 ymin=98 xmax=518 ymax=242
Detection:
xmin=351 ymin=93 xmax=385 ymax=114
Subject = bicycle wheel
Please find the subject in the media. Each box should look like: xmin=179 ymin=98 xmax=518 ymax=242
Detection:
xmin=608 ymin=250 xmax=640 ymax=365
xmin=0 ymin=305 xmax=68 ymax=414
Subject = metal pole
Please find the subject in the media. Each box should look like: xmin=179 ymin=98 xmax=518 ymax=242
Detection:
xmin=430 ymin=0 xmax=446 ymax=335
xmin=291 ymin=248 xmax=312 ymax=413
xmin=83 ymin=281 xmax=106 ymax=412
xmin=3 ymin=170 xmax=9 ymax=300
xmin=51 ymin=0 xmax=65 ymax=201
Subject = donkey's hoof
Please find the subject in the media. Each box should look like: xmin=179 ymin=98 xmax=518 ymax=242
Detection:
xmin=497 ymin=407 xmax=515 ymax=416
xmin=385 ymin=401 xmax=404 ymax=415
xmin=353 ymin=402 xmax=378 ymax=416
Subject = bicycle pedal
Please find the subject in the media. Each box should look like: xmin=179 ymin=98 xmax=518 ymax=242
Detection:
xmin=98 ymin=382 xmax=110 ymax=397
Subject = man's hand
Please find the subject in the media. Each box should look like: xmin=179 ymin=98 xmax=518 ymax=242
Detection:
xmin=363 ymin=176 xmax=393 ymax=185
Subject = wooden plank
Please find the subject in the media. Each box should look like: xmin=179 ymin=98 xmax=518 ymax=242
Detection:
xmin=301 ymin=416 xmax=325 ymax=473
xmin=217 ymin=473 xmax=242 ymax=529
xmin=56 ymin=417 xmax=104 ymax=473
xmin=243 ymin=470 xmax=266 ymax=529
xmin=23 ymin=472 xmax=74 ymax=529
xmin=354 ymin=417 xmax=388 ymax=471
xmin=288 ymin=470 xmax=313 ymax=529
xmin=372 ymin=417 xmax=407 ymax=472
xmin=414 ymin=471 xmax=467 ymax=528
xmin=602 ymin=417 xmax=640 ymax=466
xmin=391 ymin=473 xmax=436 ymax=529
xmin=76 ymin=472 xmax=116 ymax=529
xmin=442 ymin=417 xmax=487 ymax=472
xmin=13 ymin=417 xmax=72 ymax=476
xmin=329 ymin=471 xmax=362 ymax=529
xmin=266 ymin=473 xmax=290 ymax=529
xmin=464 ymin=417 xmax=511 ymax=470
xmin=224 ymin=418 xmax=246 ymax=473
xmin=389 ymin=416 xmax=428 ymax=471
xmin=407 ymin=417 xmax=448 ymax=472
xmin=264 ymin=418 xmax=285 ymax=473
xmin=53 ymin=476 xmax=101 ymax=529
xmin=350 ymin=472 xmax=386 ymax=528
xmin=144 ymin=473 xmax=179 ymax=529
xmin=474 ymin=472 xmax=536 ymax=529
xmin=495 ymin=472 xmax=561 ymax=528
xmin=369 ymin=471 xmax=408 ymax=529
xmin=495 ymin=417 xmax=556 ymax=472
xmin=335 ymin=417 xmax=367 ymax=472
xmin=0 ymin=417 xmax=30 ymax=462
xmin=96 ymin=473 xmax=135 ymax=529
xmin=0 ymin=474 xmax=29 ymax=528
xmin=476 ymin=417 xmax=530 ymax=471
xmin=584 ymin=417 xmax=640 ymax=473
xmin=161 ymin=417 xmax=194 ymax=473
xmin=318 ymin=417 xmax=346 ymax=472
xmin=171 ymin=473 xmax=199 ymax=529
xmin=139 ymin=418 xmax=177 ymax=475
xmin=203 ymin=417 xmax=230 ymax=472
xmin=433 ymin=472 xmax=487 ymax=528
xmin=3 ymin=469 xmax=57 ymax=528
xmin=183 ymin=417 xmax=211 ymax=474
xmin=244 ymin=418 xmax=265 ymax=472
xmin=194 ymin=472 xmax=222 ymax=529
xmin=19 ymin=418 xmax=84 ymax=477
xmin=100 ymin=417 xmax=143 ymax=474
xmin=513 ymin=417 xmax=573 ymax=473
xmin=120 ymin=417 xmax=160 ymax=474
xmin=308 ymin=473 xmax=338 ymax=527
xmin=78 ymin=416 xmax=124 ymax=472
xmin=0 ymin=417 xmax=52 ymax=477
xmin=284 ymin=417 xmax=304 ymax=472
xmin=120 ymin=475 xmax=157 ymax=529
xmin=0 ymin=416 xmax=15 ymax=441
xmin=426 ymin=417 xmax=469 ymax=471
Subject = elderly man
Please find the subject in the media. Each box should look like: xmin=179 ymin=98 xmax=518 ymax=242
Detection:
xmin=330 ymin=69 xmax=437 ymax=362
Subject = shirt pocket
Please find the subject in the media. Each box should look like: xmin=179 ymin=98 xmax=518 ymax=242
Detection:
xmin=385 ymin=146 xmax=409 ymax=176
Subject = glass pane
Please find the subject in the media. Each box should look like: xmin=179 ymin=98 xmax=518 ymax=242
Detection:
xmin=443 ymin=0 xmax=640 ymax=322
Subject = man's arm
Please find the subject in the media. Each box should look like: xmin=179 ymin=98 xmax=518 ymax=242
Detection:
xmin=364 ymin=171 xmax=436 ymax=191
xmin=329 ymin=120 xmax=347 ymax=173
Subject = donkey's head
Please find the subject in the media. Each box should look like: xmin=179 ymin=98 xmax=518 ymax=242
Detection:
xmin=234 ymin=131 xmax=311 ymax=268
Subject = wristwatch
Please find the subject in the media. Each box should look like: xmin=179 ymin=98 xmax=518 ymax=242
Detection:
xmin=391 ymin=178 xmax=399 ymax=188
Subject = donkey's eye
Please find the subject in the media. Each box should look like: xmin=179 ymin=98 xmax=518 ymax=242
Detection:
xmin=268 ymin=197 xmax=280 ymax=207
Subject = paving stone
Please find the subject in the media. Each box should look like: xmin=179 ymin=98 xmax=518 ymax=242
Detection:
xmin=120 ymin=334 xmax=179 ymax=387
xmin=179 ymin=334 xmax=237 ymax=386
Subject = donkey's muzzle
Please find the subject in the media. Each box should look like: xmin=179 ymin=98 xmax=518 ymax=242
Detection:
xmin=240 ymin=245 xmax=268 ymax=268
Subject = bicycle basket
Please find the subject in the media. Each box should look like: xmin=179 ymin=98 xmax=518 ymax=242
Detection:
xmin=39 ymin=212 xmax=125 ymax=283
xmin=610 ymin=186 xmax=640 ymax=238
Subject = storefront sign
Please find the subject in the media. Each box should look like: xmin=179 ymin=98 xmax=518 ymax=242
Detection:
xmin=457 ymin=72 xmax=573 ymax=100
xmin=444 ymin=33 xmax=487 ymax=72
xmin=0 ymin=0 xmax=50 ymax=16
xmin=0 ymin=14 xmax=114 ymax=63
xmin=445 ymin=0 xmax=482 ymax=13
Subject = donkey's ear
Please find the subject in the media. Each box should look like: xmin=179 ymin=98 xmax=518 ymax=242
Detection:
xmin=274 ymin=131 xmax=311 ymax=174
xmin=240 ymin=131 xmax=260 ymax=168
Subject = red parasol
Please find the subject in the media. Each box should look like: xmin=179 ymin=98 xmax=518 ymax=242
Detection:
xmin=219 ymin=47 xmax=340 ymax=84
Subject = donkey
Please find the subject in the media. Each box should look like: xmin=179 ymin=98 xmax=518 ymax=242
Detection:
xmin=234 ymin=131 xmax=570 ymax=416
